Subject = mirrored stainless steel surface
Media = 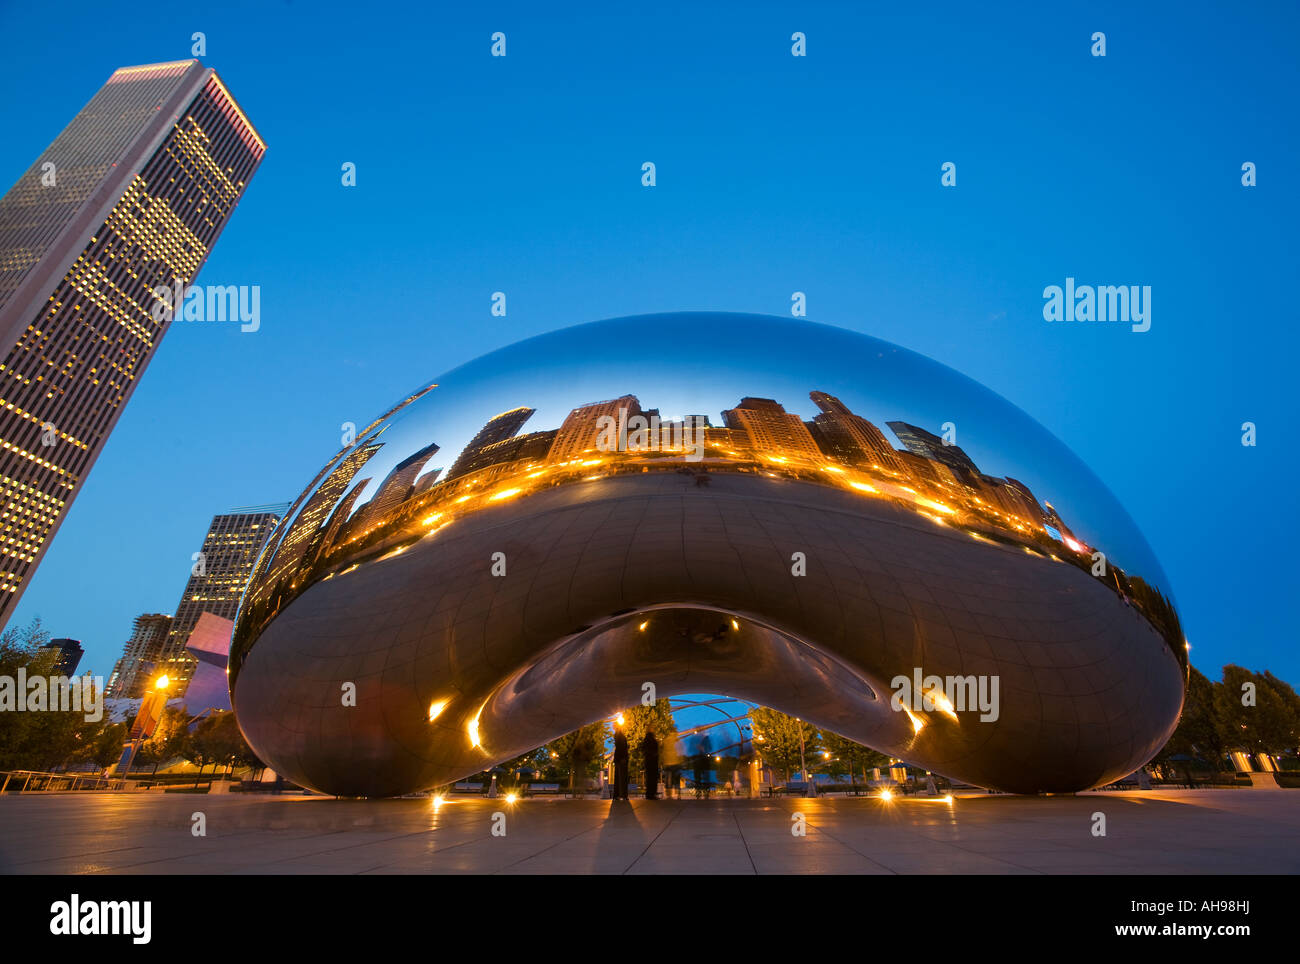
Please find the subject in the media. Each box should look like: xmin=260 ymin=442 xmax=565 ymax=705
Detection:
xmin=231 ymin=313 xmax=1186 ymax=796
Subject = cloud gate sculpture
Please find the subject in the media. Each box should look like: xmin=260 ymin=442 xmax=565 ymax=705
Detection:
xmin=230 ymin=313 xmax=1186 ymax=796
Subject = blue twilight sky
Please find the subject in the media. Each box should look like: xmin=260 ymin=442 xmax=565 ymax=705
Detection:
xmin=0 ymin=1 xmax=1295 ymax=686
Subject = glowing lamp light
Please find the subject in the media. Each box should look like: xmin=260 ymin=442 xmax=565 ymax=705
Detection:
xmin=428 ymin=699 xmax=449 ymax=722
xmin=926 ymin=688 xmax=959 ymax=722
xmin=489 ymin=488 xmax=522 ymax=502
xmin=616 ymin=713 xmax=625 ymax=726
xmin=467 ymin=716 xmax=482 ymax=748
xmin=902 ymin=705 xmax=926 ymax=734
xmin=504 ymin=793 xmax=518 ymax=804
xmin=154 ymin=675 xmax=170 ymax=690
xmin=879 ymin=790 xmax=894 ymax=801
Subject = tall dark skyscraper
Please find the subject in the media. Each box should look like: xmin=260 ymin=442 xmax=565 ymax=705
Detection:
xmin=39 ymin=637 xmax=83 ymax=676
xmin=886 ymin=421 xmax=982 ymax=483
xmin=0 ymin=60 xmax=265 ymax=626
xmin=807 ymin=391 xmax=904 ymax=472
xmin=445 ymin=406 xmax=535 ymax=480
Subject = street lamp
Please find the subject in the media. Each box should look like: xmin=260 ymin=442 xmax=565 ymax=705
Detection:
xmin=118 ymin=673 xmax=171 ymax=782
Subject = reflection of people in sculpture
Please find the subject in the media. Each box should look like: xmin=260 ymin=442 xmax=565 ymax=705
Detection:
xmin=613 ymin=724 xmax=629 ymax=800
xmin=692 ymin=734 xmax=712 ymax=797
xmin=641 ymin=730 xmax=660 ymax=799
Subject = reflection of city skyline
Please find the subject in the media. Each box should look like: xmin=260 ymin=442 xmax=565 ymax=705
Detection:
xmin=236 ymin=385 xmax=1182 ymax=672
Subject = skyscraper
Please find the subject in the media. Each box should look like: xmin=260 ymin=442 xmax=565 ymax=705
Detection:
xmin=547 ymin=396 xmax=640 ymax=462
xmin=104 ymin=612 xmax=173 ymax=699
xmin=346 ymin=440 xmax=440 ymax=534
xmin=807 ymin=391 xmax=904 ymax=472
xmin=159 ymin=505 xmax=286 ymax=690
xmin=721 ymin=397 xmax=822 ymax=460
xmin=39 ymin=637 xmax=83 ymax=676
xmin=886 ymin=421 xmax=982 ymax=483
xmin=444 ymin=407 xmax=534 ymax=481
xmin=0 ymin=60 xmax=265 ymax=626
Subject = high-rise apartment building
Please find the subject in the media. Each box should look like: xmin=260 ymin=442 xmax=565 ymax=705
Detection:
xmin=158 ymin=506 xmax=285 ymax=688
xmin=721 ymin=397 xmax=822 ymax=460
xmin=104 ymin=612 xmax=173 ymax=699
xmin=807 ymin=391 xmax=904 ymax=472
xmin=0 ymin=60 xmax=265 ymax=625
xmin=547 ymin=396 xmax=640 ymax=462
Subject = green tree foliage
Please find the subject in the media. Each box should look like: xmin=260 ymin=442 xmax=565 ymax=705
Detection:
xmin=547 ymin=721 xmax=609 ymax=791
xmin=185 ymin=711 xmax=257 ymax=776
xmin=819 ymin=731 xmax=890 ymax=784
xmin=749 ymin=707 xmax=820 ymax=782
xmin=1214 ymin=665 xmax=1299 ymax=759
xmin=137 ymin=705 xmax=189 ymax=773
xmin=621 ymin=701 xmax=679 ymax=779
xmin=0 ymin=617 xmax=106 ymax=772
xmin=1153 ymin=666 xmax=1224 ymax=770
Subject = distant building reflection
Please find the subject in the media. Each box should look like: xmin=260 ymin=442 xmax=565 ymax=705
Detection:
xmin=233 ymin=385 xmax=1183 ymax=678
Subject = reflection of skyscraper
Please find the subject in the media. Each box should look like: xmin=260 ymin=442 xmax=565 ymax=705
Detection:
xmin=413 ymin=468 xmax=442 ymax=496
xmin=1004 ymin=477 xmax=1047 ymax=525
xmin=317 ymin=478 xmax=370 ymax=558
xmin=451 ymin=430 xmax=557 ymax=481
xmin=886 ymin=421 xmax=981 ymax=483
xmin=722 ymin=398 xmax=821 ymax=459
xmin=807 ymin=392 xmax=903 ymax=472
xmin=161 ymin=506 xmax=286 ymax=689
xmin=1042 ymin=502 xmax=1082 ymax=547
xmin=548 ymin=396 xmax=640 ymax=462
xmin=260 ymin=441 xmax=383 ymax=589
xmin=0 ymin=61 xmax=265 ymax=627
xmin=105 ymin=613 xmax=173 ymax=699
xmin=445 ymin=407 xmax=534 ymax=480
xmin=348 ymin=441 xmax=440 ymax=534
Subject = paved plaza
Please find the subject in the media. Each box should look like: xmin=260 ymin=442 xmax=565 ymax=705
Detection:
xmin=1 ymin=788 xmax=1296 ymax=874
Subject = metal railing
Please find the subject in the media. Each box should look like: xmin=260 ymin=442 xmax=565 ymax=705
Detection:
xmin=0 ymin=769 xmax=119 ymax=792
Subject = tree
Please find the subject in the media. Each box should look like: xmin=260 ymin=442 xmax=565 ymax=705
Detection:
xmin=621 ymin=701 xmax=679 ymax=781
xmin=1154 ymin=665 xmax=1224 ymax=774
xmin=88 ymin=722 xmax=128 ymax=771
xmin=821 ymin=730 xmax=891 ymax=785
xmin=141 ymin=706 xmax=190 ymax=775
xmin=0 ymin=617 xmax=95 ymax=772
xmin=548 ymin=721 xmax=609 ymax=792
xmin=1215 ymin=665 xmax=1297 ymax=762
xmin=749 ymin=707 xmax=820 ymax=783
xmin=185 ymin=711 xmax=249 ymax=781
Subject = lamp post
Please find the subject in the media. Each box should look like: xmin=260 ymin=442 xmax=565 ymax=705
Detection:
xmin=117 ymin=674 xmax=170 ymax=783
xmin=797 ymin=718 xmax=814 ymax=797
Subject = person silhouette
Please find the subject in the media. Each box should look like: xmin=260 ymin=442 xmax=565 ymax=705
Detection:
xmin=641 ymin=730 xmax=660 ymax=799
xmin=613 ymin=724 xmax=629 ymax=800
xmin=692 ymin=734 xmax=712 ymax=797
